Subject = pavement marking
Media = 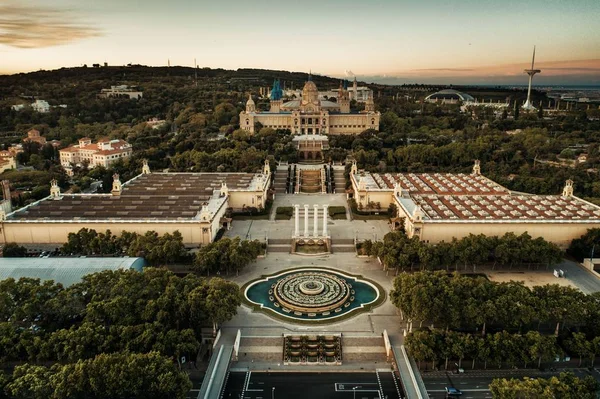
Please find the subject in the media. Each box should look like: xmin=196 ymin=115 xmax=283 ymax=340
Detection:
xmin=244 ymin=371 xmax=263 ymax=393
xmin=389 ymin=371 xmax=403 ymax=399
xmin=335 ymin=383 xmax=379 ymax=393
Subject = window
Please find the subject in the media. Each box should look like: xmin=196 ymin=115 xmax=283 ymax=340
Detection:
xmin=202 ymin=228 xmax=209 ymax=233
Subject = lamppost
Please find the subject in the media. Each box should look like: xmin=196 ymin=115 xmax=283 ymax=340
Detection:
xmin=272 ymin=387 xmax=275 ymax=399
xmin=353 ymin=386 xmax=360 ymax=399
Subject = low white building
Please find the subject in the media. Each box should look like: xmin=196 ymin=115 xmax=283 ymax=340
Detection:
xmin=31 ymin=100 xmax=51 ymax=113
xmin=98 ymin=85 xmax=143 ymax=100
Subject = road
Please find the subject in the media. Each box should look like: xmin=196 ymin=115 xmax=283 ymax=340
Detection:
xmin=558 ymin=259 xmax=600 ymax=294
xmin=423 ymin=368 xmax=600 ymax=399
xmin=222 ymin=371 xmax=405 ymax=399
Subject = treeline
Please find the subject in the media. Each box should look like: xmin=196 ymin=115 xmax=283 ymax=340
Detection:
xmin=0 ymin=268 xmax=241 ymax=363
xmin=1 ymin=352 xmax=191 ymax=399
xmin=568 ymin=228 xmax=600 ymax=262
xmin=194 ymin=237 xmax=264 ymax=276
xmin=391 ymin=271 xmax=598 ymax=335
xmin=61 ymin=228 xmax=190 ymax=265
xmin=406 ymin=329 xmax=561 ymax=370
xmin=490 ymin=372 xmax=599 ymax=399
xmin=362 ymin=231 xmax=562 ymax=272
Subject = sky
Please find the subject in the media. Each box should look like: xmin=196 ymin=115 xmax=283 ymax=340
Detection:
xmin=1 ymin=0 xmax=599 ymax=85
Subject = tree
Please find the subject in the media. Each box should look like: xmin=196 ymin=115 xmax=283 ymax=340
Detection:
xmin=5 ymin=364 xmax=53 ymax=399
xmin=205 ymin=277 xmax=241 ymax=335
xmin=2 ymin=242 xmax=27 ymax=257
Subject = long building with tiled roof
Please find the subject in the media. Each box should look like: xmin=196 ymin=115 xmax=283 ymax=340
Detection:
xmin=59 ymin=137 xmax=132 ymax=173
xmin=0 ymin=161 xmax=272 ymax=246
xmin=350 ymin=160 xmax=600 ymax=247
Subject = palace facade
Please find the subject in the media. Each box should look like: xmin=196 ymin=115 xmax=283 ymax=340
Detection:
xmin=239 ymin=78 xmax=380 ymax=135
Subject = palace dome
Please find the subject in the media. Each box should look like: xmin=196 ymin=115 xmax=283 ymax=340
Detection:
xmin=302 ymin=80 xmax=319 ymax=105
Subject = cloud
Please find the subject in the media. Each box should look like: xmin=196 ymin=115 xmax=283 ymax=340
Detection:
xmin=0 ymin=2 xmax=101 ymax=49
xmin=344 ymin=70 xmax=355 ymax=77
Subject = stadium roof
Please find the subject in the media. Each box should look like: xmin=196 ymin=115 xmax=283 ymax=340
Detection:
xmin=425 ymin=89 xmax=475 ymax=102
xmin=0 ymin=257 xmax=145 ymax=287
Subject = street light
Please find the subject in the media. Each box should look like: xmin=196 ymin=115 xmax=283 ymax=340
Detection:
xmin=272 ymin=387 xmax=275 ymax=399
xmin=353 ymin=386 xmax=361 ymax=399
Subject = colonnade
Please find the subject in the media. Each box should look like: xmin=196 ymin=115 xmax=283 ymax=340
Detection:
xmin=293 ymin=204 xmax=328 ymax=237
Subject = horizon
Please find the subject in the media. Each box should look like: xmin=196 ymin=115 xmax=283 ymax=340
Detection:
xmin=1 ymin=0 xmax=599 ymax=85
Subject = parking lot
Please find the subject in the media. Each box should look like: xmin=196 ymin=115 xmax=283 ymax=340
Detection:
xmin=222 ymin=371 xmax=404 ymax=399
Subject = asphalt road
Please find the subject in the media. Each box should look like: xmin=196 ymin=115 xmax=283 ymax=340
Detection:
xmin=558 ymin=259 xmax=600 ymax=294
xmin=222 ymin=371 xmax=405 ymax=399
xmin=423 ymin=368 xmax=600 ymax=399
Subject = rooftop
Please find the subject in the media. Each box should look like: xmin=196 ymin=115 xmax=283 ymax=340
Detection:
xmin=403 ymin=193 xmax=600 ymax=222
xmin=7 ymin=172 xmax=266 ymax=222
xmin=0 ymin=257 xmax=144 ymax=287
xmin=360 ymin=172 xmax=508 ymax=195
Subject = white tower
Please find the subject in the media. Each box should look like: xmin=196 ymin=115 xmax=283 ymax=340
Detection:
xmin=522 ymin=46 xmax=541 ymax=111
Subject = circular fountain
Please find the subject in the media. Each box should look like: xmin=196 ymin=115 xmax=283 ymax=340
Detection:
xmin=244 ymin=268 xmax=382 ymax=322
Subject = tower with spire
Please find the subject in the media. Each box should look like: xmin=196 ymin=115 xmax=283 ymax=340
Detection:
xmin=269 ymin=79 xmax=283 ymax=112
xmin=352 ymin=77 xmax=358 ymax=101
xmin=522 ymin=46 xmax=541 ymax=111
xmin=364 ymin=92 xmax=375 ymax=113
xmin=339 ymin=80 xmax=350 ymax=114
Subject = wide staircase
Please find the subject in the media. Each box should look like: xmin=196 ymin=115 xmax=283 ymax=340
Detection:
xmin=299 ymin=169 xmax=323 ymax=193
xmin=267 ymin=238 xmax=291 ymax=253
xmin=273 ymin=165 xmax=288 ymax=193
xmin=332 ymin=165 xmax=346 ymax=194
xmin=330 ymin=238 xmax=355 ymax=253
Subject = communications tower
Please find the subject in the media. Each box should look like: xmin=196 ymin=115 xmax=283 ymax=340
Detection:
xmin=522 ymin=46 xmax=541 ymax=111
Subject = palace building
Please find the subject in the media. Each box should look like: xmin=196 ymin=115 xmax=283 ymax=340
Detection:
xmin=239 ymin=78 xmax=380 ymax=135
xmin=0 ymin=161 xmax=272 ymax=246
xmin=350 ymin=161 xmax=600 ymax=247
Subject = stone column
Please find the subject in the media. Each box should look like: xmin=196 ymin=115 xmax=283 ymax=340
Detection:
xmin=322 ymin=205 xmax=328 ymax=237
xmin=294 ymin=204 xmax=300 ymax=237
xmin=313 ymin=204 xmax=319 ymax=237
xmin=304 ymin=204 xmax=309 ymax=237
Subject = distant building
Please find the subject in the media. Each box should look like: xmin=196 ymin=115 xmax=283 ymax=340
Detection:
xmin=23 ymin=129 xmax=46 ymax=145
xmin=59 ymin=138 xmax=132 ymax=172
xmin=98 ymin=85 xmax=143 ymax=100
xmin=240 ymin=77 xmax=380 ymax=135
xmin=282 ymin=78 xmax=374 ymax=103
xmin=31 ymin=100 xmax=51 ymax=113
xmin=12 ymin=100 xmax=53 ymax=113
xmin=146 ymin=118 xmax=167 ymax=129
xmin=425 ymin=89 xmax=475 ymax=104
xmin=0 ymin=152 xmax=16 ymax=174
xmin=0 ymin=257 xmax=145 ymax=287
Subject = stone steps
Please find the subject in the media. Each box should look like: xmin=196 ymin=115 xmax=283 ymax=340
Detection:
xmin=269 ymin=238 xmax=291 ymax=245
xmin=331 ymin=238 xmax=354 ymax=245
xmin=330 ymin=246 xmax=355 ymax=253
xmin=267 ymin=246 xmax=291 ymax=253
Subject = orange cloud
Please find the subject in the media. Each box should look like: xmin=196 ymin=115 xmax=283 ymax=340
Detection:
xmin=0 ymin=2 xmax=100 ymax=49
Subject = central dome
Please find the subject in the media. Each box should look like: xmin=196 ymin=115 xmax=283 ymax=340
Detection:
xmin=302 ymin=81 xmax=319 ymax=105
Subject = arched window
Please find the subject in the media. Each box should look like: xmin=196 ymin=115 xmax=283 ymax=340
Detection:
xmin=371 ymin=118 xmax=375 ymax=125
xmin=246 ymin=119 xmax=249 ymax=125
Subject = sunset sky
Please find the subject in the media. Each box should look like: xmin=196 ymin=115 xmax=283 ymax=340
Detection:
xmin=1 ymin=0 xmax=599 ymax=84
